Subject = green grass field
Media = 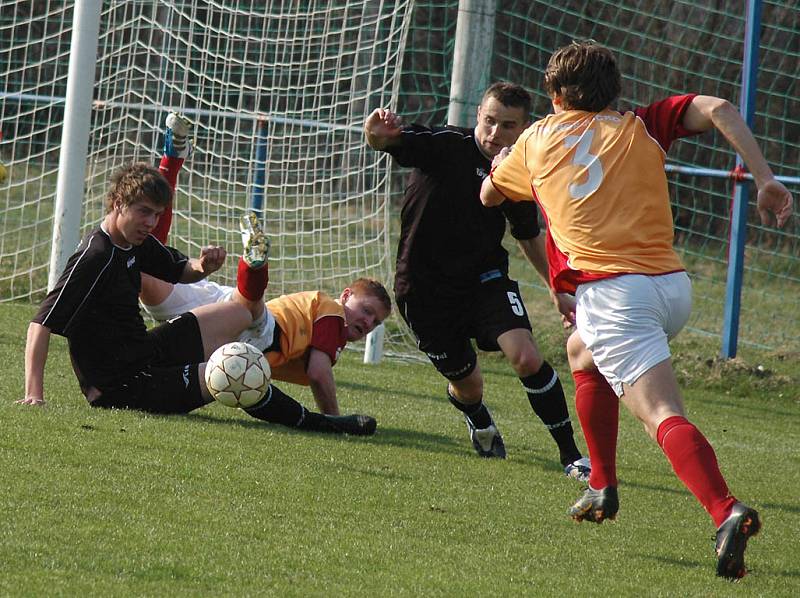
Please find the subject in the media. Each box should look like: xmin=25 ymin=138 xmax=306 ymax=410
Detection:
xmin=1 ymin=302 xmax=798 ymax=596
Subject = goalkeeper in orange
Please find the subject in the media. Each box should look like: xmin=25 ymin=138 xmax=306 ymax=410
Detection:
xmin=481 ymin=40 xmax=792 ymax=579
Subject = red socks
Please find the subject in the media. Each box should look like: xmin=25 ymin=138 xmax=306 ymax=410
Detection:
xmin=657 ymin=415 xmax=737 ymax=527
xmin=236 ymin=257 xmax=269 ymax=301
xmin=153 ymin=155 xmax=184 ymax=244
xmin=572 ymin=368 xmax=619 ymax=489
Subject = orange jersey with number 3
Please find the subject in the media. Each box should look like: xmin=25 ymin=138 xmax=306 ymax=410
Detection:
xmin=490 ymin=95 xmax=698 ymax=293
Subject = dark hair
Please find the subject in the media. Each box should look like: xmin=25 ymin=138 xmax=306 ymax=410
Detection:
xmin=105 ymin=162 xmax=172 ymax=213
xmin=482 ymin=81 xmax=532 ymax=118
xmin=544 ymin=40 xmax=621 ymax=112
xmin=349 ymin=277 xmax=392 ymax=314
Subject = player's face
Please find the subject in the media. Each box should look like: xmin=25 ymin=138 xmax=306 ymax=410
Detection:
xmin=115 ymin=197 xmax=165 ymax=246
xmin=341 ymin=290 xmax=390 ymax=342
xmin=474 ymin=96 xmax=530 ymax=158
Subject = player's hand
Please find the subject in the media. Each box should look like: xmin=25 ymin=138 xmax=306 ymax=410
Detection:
xmin=364 ymin=108 xmax=402 ymax=150
xmin=16 ymin=396 xmax=46 ymax=406
xmin=198 ymin=245 xmax=226 ymax=275
xmin=552 ymin=292 xmax=577 ymax=327
xmin=491 ymin=146 xmax=512 ymax=170
xmin=756 ymin=179 xmax=793 ymax=228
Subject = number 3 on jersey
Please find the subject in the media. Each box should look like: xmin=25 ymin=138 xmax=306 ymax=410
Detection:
xmin=507 ymin=291 xmax=525 ymax=316
xmin=565 ymin=130 xmax=603 ymax=199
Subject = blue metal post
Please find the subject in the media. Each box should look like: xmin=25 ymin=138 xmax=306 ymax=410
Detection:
xmin=251 ymin=118 xmax=268 ymax=217
xmin=720 ymin=0 xmax=762 ymax=358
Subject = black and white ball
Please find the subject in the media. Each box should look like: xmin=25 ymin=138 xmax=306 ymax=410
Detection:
xmin=204 ymin=342 xmax=271 ymax=408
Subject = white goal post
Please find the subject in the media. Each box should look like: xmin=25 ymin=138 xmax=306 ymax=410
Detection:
xmin=1 ymin=0 xmax=415 ymax=361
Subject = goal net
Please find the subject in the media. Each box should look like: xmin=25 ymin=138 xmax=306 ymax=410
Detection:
xmin=0 ymin=0 xmax=414 ymax=354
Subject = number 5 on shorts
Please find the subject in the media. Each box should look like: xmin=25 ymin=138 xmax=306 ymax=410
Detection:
xmin=507 ymin=291 xmax=524 ymax=316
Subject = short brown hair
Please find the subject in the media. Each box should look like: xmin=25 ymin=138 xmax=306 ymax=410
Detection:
xmin=105 ymin=162 xmax=172 ymax=213
xmin=349 ymin=277 xmax=392 ymax=314
xmin=482 ymin=82 xmax=532 ymax=118
xmin=544 ymin=40 xmax=621 ymax=112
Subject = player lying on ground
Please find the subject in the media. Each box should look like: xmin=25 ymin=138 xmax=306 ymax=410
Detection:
xmin=141 ymin=216 xmax=391 ymax=435
xmin=364 ymin=83 xmax=590 ymax=481
xmin=140 ymin=114 xmax=391 ymax=434
xmin=481 ymin=40 xmax=793 ymax=580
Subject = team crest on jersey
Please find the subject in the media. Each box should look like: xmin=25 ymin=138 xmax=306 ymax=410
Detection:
xmin=476 ymin=167 xmax=488 ymax=179
xmin=127 ymin=256 xmax=136 ymax=268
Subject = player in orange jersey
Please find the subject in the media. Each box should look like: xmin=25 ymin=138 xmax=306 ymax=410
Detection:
xmin=481 ymin=40 xmax=792 ymax=579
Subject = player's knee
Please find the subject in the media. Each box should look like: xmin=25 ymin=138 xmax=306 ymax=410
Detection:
xmin=567 ymin=332 xmax=593 ymax=371
xmin=507 ymin=344 xmax=543 ymax=376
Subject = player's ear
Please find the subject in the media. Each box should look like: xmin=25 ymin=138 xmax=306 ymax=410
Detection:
xmin=340 ymin=287 xmax=352 ymax=303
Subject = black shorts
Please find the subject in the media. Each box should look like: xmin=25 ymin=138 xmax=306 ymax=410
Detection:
xmin=90 ymin=312 xmax=207 ymax=414
xmin=397 ymin=273 xmax=532 ymax=380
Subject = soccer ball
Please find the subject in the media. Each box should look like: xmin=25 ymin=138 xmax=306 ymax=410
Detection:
xmin=204 ymin=342 xmax=271 ymax=408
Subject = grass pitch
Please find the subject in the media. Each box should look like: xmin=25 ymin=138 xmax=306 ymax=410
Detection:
xmin=1 ymin=301 xmax=798 ymax=596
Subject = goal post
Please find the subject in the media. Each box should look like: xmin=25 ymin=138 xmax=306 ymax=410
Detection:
xmin=447 ymin=0 xmax=495 ymax=127
xmin=48 ymin=0 xmax=102 ymax=291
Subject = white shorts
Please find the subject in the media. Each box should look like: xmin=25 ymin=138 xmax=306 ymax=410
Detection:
xmin=575 ymin=272 xmax=692 ymax=396
xmin=143 ymin=278 xmax=234 ymax=321
xmin=142 ymin=279 xmax=277 ymax=352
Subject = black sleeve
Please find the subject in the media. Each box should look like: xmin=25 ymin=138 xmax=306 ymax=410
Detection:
xmin=138 ymin=235 xmax=189 ymax=283
xmin=385 ymin=124 xmax=460 ymax=172
xmin=32 ymin=235 xmax=112 ymax=335
xmin=501 ymin=200 xmax=541 ymax=240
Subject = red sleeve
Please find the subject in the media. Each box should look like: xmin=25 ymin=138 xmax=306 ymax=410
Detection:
xmin=152 ymin=155 xmax=184 ymax=244
xmin=632 ymin=94 xmax=699 ymax=153
xmin=310 ymin=315 xmax=347 ymax=364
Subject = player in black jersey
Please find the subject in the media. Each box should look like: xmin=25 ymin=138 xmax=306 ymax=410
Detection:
xmin=19 ymin=118 xmax=379 ymax=437
xmin=364 ymin=82 xmax=589 ymax=478
xmin=19 ymin=162 xmax=250 ymax=413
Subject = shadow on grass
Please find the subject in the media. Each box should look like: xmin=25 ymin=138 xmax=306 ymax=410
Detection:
xmin=336 ymin=378 xmax=444 ymax=403
xmin=640 ymin=553 xmax=706 ymax=573
xmin=182 ymin=411 xmax=469 ymax=456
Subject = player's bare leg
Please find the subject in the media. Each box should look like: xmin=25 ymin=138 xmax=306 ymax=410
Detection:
xmin=619 ymin=358 xmax=685 ymax=438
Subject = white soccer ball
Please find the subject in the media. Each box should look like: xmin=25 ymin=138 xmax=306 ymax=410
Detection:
xmin=204 ymin=341 xmax=271 ymax=408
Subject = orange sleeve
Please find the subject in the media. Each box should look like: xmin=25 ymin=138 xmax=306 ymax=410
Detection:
xmin=489 ymin=131 xmax=535 ymax=202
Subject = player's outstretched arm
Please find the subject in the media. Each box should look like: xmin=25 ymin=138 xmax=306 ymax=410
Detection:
xmin=18 ymin=322 xmax=51 ymax=406
xmin=306 ymin=348 xmax=340 ymax=416
xmin=683 ymin=95 xmax=793 ymax=228
xmin=364 ymin=108 xmax=403 ymax=151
